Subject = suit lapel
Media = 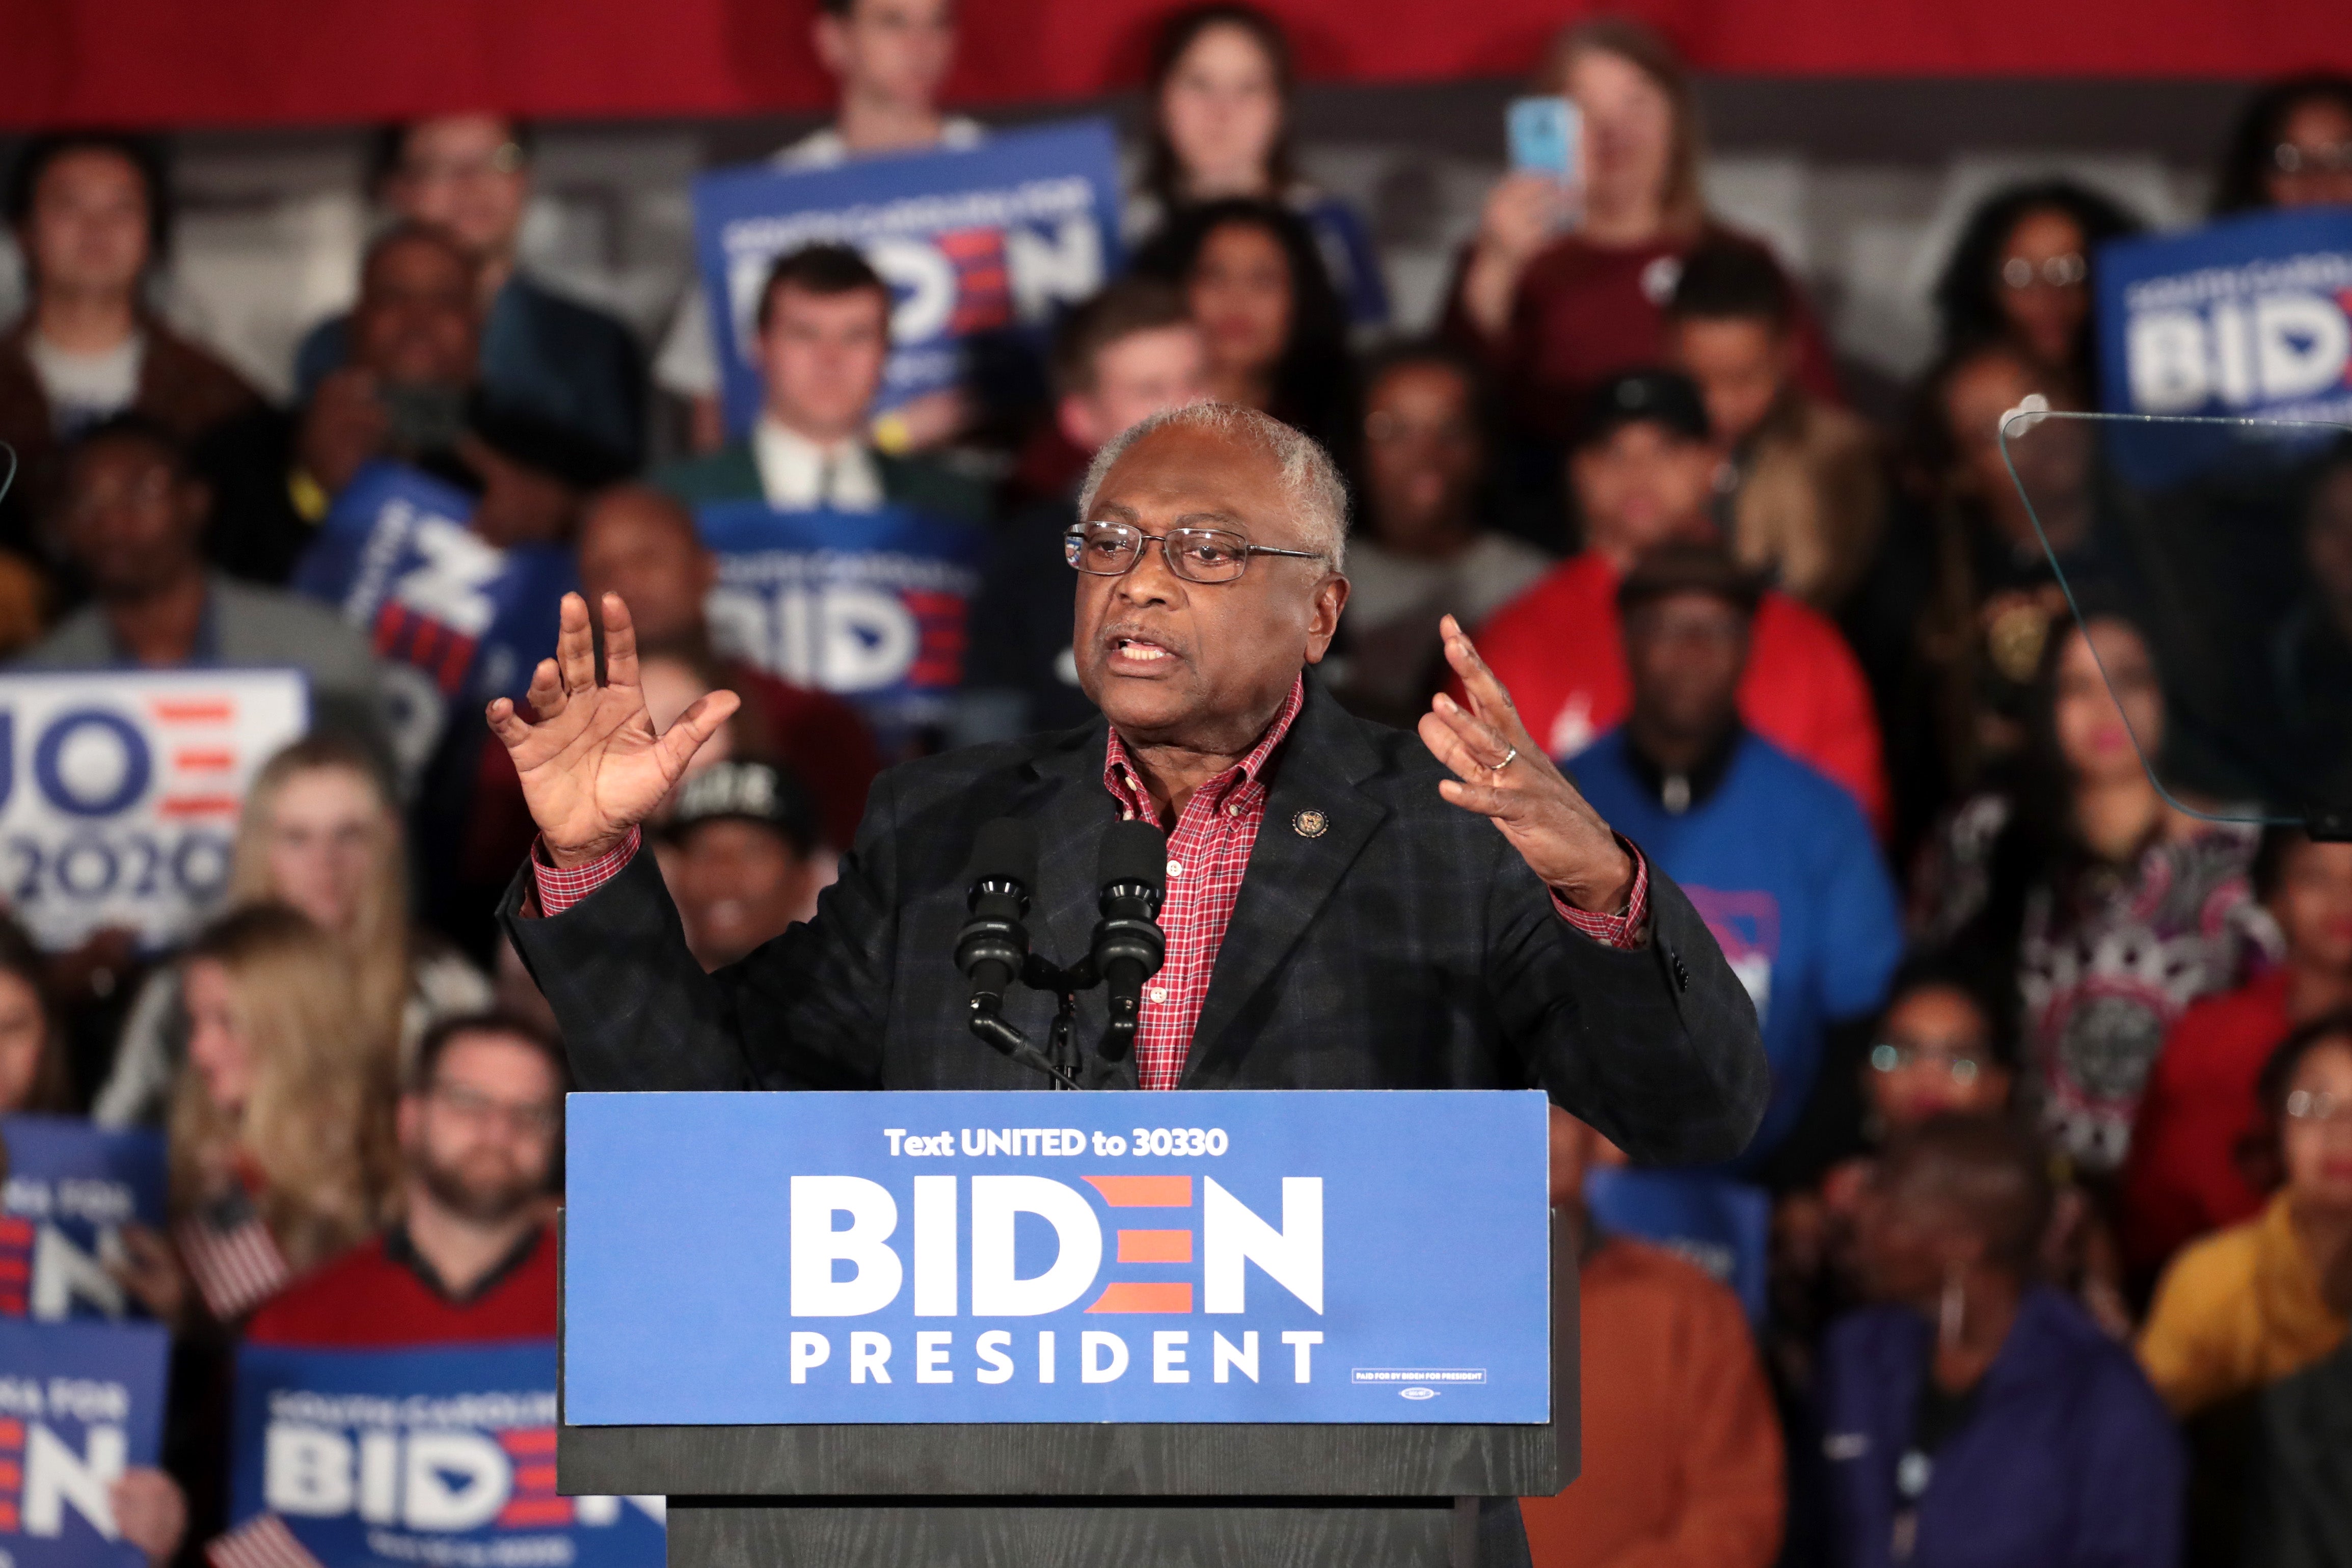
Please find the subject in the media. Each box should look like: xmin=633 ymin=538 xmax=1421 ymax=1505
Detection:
xmin=1024 ymin=720 xmax=1116 ymax=985
xmin=1181 ymin=683 xmax=1387 ymax=1083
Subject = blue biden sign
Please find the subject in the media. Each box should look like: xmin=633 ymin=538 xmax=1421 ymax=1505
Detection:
xmin=561 ymin=1091 xmax=1551 ymax=1426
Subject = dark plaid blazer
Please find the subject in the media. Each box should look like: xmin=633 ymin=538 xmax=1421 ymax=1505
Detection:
xmin=501 ymin=677 xmax=1769 ymax=1165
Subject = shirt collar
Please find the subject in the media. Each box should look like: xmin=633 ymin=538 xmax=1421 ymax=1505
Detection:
xmin=1621 ymin=721 xmax=1743 ymax=815
xmin=751 ymin=416 xmax=883 ymax=511
xmin=383 ymin=1219 xmax=545 ymax=1307
xmin=1102 ymin=674 xmax=1307 ymax=825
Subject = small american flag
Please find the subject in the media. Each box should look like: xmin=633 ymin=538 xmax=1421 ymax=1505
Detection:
xmin=174 ymin=1188 xmax=290 ymax=1322
xmin=206 ymin=1513 xmax=324 ymax=1568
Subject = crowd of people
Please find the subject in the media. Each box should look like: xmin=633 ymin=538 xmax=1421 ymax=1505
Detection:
xmin=0 ymin=2 xmax=2349 ymax=1564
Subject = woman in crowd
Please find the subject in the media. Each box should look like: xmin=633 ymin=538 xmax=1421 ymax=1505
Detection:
xmin=1131 ymin=196 xmax=1358 ymax=464
xmin=1819 ymin=1115 xmax=2183 ymax=1567
xmin=1128 ymin=3 xmax=1388 ymax=328
xmin=1443 ymin=17 xmax=1836 ymax=449
xmin=2213 ymin=74 xmax=2352 ymax=214
xmin=0 ymin=916 xmax=76 ymax=1115
xmin=1911 ymin=609 xmax=2272 ymax=1180
xmin=1930 ymin=181 xmax=2141 ymax=404
xmin=114 ymin=904 xmax=396 ymax=1329
xmin=95 ymin=736 xmax=492 ymax=1126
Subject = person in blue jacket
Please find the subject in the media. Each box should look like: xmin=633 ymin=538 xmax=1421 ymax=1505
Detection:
xmin=1820 ymin=1114 xmax=2184 ymax=1568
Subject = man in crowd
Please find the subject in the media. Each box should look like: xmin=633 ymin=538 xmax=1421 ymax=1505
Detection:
xmin=1668 ymin=240 xmax=1883 ymax=614
xmin=958 ymin=278 xmax=1208 ymax=742
xmin=655 ymin=0 xmax=979 ymax=450
xmin=244 ymin=1013 xmax=564 ymax=1344
xmin=1521 ymin=1109 xmax=1785 ymax=1568
xmin=1473 ymin=369 xmax=1887 ymax=826
xmin=575 ymin=483 xmax=880 ymax=848
xmin=654 ymin=243 xmax=986 ymax=523
xmin=295 ymin=115 xmax=644 ymax=469
xmin=10 ymin=413 xmax=385 ymax=752
xmin=659 ymin=759 xmax=829 ymax=971
xmin=1566 ymin=545 xmax=1903 ymax=1175
xmin=0 ymin=133 xmax=259 ymax=636
xmin=1330 ymin=341 xmax=1552 ymax=728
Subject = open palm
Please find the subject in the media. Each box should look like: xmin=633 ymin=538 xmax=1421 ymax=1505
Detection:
xmin=485 ymin=591 xmax=739 ymax=866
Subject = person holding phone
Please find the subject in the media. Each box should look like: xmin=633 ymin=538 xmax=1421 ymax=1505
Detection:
xmin=1444 ymin=18 xmax=1839 ymax=457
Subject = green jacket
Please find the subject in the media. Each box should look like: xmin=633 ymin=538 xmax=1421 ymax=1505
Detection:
xmin=652 ymin=443 xmax=991 ymax=526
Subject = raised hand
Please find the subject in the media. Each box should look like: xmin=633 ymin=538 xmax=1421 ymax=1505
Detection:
xmin=1418 ymin=614 xmax=1634 ymax=913
xmin=485 ymin=591 xmax=740 ymax=867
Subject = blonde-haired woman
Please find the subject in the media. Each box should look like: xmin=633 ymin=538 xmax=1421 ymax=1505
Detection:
xmin=95 ymin=736 xmax=491 ymax=1126
xmin=115 ymin=904 xmax=397 ymax=1325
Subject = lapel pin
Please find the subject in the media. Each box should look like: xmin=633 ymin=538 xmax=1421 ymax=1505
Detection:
xmin=1293 ymin=809 xmax=1328 ymax=839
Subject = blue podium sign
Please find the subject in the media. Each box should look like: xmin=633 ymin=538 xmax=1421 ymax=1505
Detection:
xmin=562 ymin=1090 xmax=1550 ymax=1426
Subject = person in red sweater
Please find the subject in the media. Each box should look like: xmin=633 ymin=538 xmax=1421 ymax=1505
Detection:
xmin=2121 ymin=828 xmax=2352 ymax=1283
xmin=1472 ymin=369 xmax=1887 ymax=826
xmin=1524 ymin=1108 xmax=1784 ymax=1568
xmin=246 ymin=1012 xmax=563 ymax=1346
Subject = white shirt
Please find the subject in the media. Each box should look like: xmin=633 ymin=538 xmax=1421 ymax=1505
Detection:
xmin=655 ymin=117 xmax=989 ymax=398
xmin=751 ymin=416 xmax=884 ymax=511
xmin=27 ymin=330 xmax=144 ymax=436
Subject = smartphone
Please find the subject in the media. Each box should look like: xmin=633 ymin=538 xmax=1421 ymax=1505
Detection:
xmin=1507 ymin=96 xmax=1580 ymax=181
xmin=380 ymin=382 xmax=469 ymax=456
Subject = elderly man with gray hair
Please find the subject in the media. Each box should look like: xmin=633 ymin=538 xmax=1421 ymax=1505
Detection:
xmin=490 ymin=404 xmax=1765 ymax=1164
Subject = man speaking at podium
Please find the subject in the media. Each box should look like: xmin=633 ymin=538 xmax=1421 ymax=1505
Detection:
xmin=492 ymin=404 xmax=1766 ymax=1165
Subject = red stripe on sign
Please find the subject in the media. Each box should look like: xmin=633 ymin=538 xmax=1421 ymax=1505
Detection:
xmin=497 ymin=1499 xmax=574 ymax=1527
xmin=372 ymin=603 xmax=409 ymax=657
xmin=0 ymin=1458 xmax=21 ymax=1486
xmin=1116 ymin=1229 xmax=1193 ymax=1263
xmin=0 ymin=1501 xmax=17 ymax=1531
xmin=158 ymin=796 xmax=241 ymax=818
xmin=173 ymin=749 xmax=236 ymax=771
xmin=1085 ymin=1281 xmax=1193 ymax=1313
xmin=1083 ymin=1176 xmax=1192 ymax=1208
xmin=497 ymin=1427 xmax=558 ymax=1456
xmin=0 ymin=1417 xmax=23 ymax=1447
xmin=0 ymin=1293 xmax=22 ymax=1316
xmin=0 ymin=1218 xmax=30 ymax=1243
xmin=0 ymin=1256 xmax=29 ymax=1281
xmin=151 ymin=701 xmax=232 ymax=723
xmin=510 ymin=1463 xmax=558 ymax=1492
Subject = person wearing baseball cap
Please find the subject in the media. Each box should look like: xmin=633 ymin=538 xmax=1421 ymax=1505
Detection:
xmin=1470 ymin=368 xmax=1888 ymax=828
xmin=657 ymin=759 xmax=827 ymax=971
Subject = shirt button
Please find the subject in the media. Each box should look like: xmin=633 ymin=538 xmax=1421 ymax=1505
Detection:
xmin=1149 ymin=986 xmax=1169 ymax=1003
xmin=1167 ymin=859 xmax=1183 ymax=878
xmin=1228 ymin=803 xmax=1242 ymax=817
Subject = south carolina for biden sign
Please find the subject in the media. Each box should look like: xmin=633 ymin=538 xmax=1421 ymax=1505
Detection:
xmin=562 ymin=1091 xmax=1551 ymax=1425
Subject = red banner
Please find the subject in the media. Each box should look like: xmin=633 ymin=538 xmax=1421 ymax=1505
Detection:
xmin=0 ymin=0 xmax=2345 ymax=130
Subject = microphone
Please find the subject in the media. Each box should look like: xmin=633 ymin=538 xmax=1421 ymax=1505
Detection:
xmin=955 ymin=818 xmax=1038 ymax=1017
xmin=1090 ymin=819 xmax=1168 ymax=1063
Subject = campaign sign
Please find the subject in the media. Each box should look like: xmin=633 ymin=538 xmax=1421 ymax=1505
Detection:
xmin=2098 ymin=207 xmax=2352 ymax=480
xmin=0 ymin=1118 xmax=167 ymax=1324
xmin=564 ymin=1090 xmax=1552 ymax=1425
xmin=0 ymin=669 xmax=307 ymax=953
xmin=230 ymin=1342 xmax=664 ymax=1568
xmin=292 ymin=463 xmax=578 ymax=782
xmin=1583 ymin=1168 xmax=1770 ymax=1324
xmin=692 ymin=119 xmax=1123 ymax=437
xmin=0 ymin=1316 xmax=170 ymax=1568
xmin=699 ymin=500 xmax=986 ymax=736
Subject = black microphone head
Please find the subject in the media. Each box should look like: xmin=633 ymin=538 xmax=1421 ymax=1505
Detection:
xmin=1098 ymin=818 xmax=1167 ymax=898
xmin=966 ymin=817 xmax=1040 ymax=890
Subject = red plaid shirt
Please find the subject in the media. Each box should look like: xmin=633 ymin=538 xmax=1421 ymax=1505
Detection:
xmin=531 ymin=678 xmax=1651 ymax=1086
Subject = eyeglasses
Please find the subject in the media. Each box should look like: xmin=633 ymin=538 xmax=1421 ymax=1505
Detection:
xmin=428 ymin=1080 xmax=560 ymax=1137
xmin=2286 ymin=1088 xmax=2352 ymax=1126
xmin=2274 ymin=141 xmax=2352 ymax=175
xmin=2001 ymin=253 xmax=2087 ymax=290
xmin=1064 ymin=521 xmax=1322 ymax=584
xmin=1870 ymin=1041 xmax=1990 ymax=1086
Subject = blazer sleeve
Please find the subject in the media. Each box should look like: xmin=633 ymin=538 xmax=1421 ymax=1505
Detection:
xmin=497 ymin=772 xmax=904 ymax=1092
xmin=1488 ymin=854 xmax=1771 ymax=1166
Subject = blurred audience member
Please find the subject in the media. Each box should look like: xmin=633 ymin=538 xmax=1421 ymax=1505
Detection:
xmin=2213 ymin=74 xmax=2352 ymax=214
xmin=2265 ymin=440 xmax=2352 ymax=807
xmin=113 ymin=906 xmax=395 ymax=1329
xmin=10 ymin=415 xmax=386 ymax=750
xmin=96 ymin=737 xmax=491 ymax=1127
xmin=1520 ymin=1111 xmax=1784 ymax=1568
xmin=1128 ymin=4 xmax=1388 ymax=327
xmin=654 ymin=0 xmax=978 ymax=451
xmin=0 ymin=916 xmax=76 ymax=1114
xmin=575 ymin=483 xmax=880 ymax=844
xmin=1930 ymin=181 xmax=2141 ymax=401
xmin=1472 ymin=370 xmax=1887 ymax=824
xmin=1327 ymin=342 xmax=1549 ymax=728
xmin=296 ymin=116 xmax=644 ymax=469
xmin=2245 ymin=1332 xmax=2352 ymax=1568
xmin=2126 ymin=830 xmax=2352 ymax=1283
xmin=0 ymin=132 xmax=257 ymax=612
xmin=1444 ymin=18 xmax=1836 ymax=450
xmin=1668 ymin=239 xmax=1883 ymax=612
xmin=1822 ymin=1115 xmax=2184 ymax=1568
xmin=1132 ymin=197 xmax=1359 ymax=466
xmin=660 ymin=760 xmax=826 ymax=971
xmin=1912 ymin=611 xmax=2271 ymax=1176
xmin=247 ymin=1013 xmax=563 ymax=1345
xmin=960 ymin=280 xmax=1208 ymax=741
xmin=654 ymin=244 xmax=986 ymax=522
xmin=1570 ymin=545 xmax=1902 ymax=1175
xmin=2141 ymin=1014 xmax=2352 ymax=1418
xmin=455 ymin=401 xmax=633 ymax=551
